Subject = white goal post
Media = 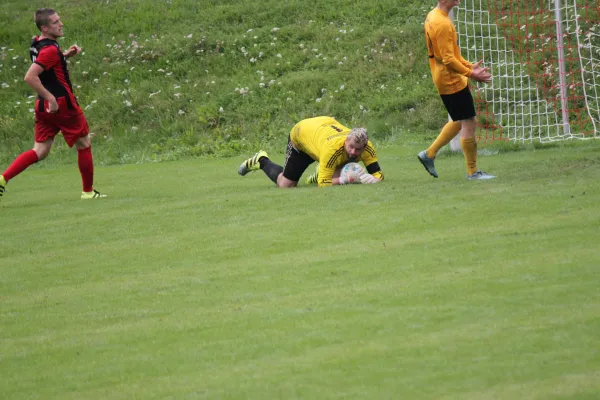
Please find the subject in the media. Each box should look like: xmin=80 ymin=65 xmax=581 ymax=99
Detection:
xmin=449 ymin=0 xmax=599 ymax=144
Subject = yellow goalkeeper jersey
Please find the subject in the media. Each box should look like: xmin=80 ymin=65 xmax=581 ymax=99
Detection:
xmin=290 ymin=116 xmax=383 ymax=187
xmin=425 ymin=7 xmax=472 ymax=95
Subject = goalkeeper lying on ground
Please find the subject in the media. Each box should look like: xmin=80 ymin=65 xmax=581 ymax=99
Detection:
xmin=238 ymin=116 xmax=384 ymax=187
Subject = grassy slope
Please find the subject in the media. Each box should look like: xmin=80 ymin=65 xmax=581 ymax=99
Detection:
xmin=0 ymin=0 xmax=441 ymax=165
xmin=1 ymin=141 xmax=600 ymax=399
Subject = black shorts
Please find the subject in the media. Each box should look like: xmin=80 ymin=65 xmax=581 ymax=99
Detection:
xmin=440 ymin=85 xmax=476 ymax=121
xmin=282 ymin=135 xmax=315 ymax=182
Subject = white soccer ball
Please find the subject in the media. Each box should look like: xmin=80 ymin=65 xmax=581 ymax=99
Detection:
xmin=340 ymin=162 xmax=365 ymax=184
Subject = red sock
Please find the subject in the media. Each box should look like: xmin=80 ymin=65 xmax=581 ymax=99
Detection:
xmin=77 ymin=146 xmax=94 ymax=192
xmin=2 ymin=150 xmax=39 ymax=181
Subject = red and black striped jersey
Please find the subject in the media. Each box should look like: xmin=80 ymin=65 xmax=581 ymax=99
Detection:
xmin=29 ymin=37 xmax=80 ymax=112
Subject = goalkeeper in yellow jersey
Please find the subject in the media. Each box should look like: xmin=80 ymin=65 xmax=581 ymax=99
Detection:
xmin=238 ymin=116 xmax=383 ymax=187
xmin=418 ymin=0 xmax=496 ymax=180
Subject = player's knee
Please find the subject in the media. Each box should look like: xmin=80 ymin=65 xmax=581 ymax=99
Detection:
xmin=36 ymin=150 xmax=50 ymax=160
xmin=460 ymin=118 xmax=477 ymax=135
xmin=75 ymin=135 xmax=91 ymax=150
xmin=33 ymin=144 xmax=51 ymax=160
xmin=277 ymin=174 xmax=297 ymax=188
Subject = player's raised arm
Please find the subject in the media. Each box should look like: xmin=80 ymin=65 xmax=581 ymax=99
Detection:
xmin=63 ymin=44 xmax=81 ymax=58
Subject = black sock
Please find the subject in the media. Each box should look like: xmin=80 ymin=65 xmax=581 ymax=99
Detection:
xmin=259 ymin=157 xmax=283 ymax=184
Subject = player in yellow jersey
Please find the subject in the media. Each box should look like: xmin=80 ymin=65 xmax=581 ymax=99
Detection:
xmin=238 ymin=116 xmax=383 ymax=188
xmin=419 ymin=0 xmax=496 ymax=180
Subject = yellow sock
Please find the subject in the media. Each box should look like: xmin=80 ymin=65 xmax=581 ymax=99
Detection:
xmin=426 ymin=121 xmax=461 ymax=158
xmin=460 ymin=137 xmax=478 ymax=175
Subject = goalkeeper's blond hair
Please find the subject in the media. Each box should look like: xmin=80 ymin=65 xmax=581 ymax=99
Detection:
xmin=347 ymin=127 xmax=368 ymax=146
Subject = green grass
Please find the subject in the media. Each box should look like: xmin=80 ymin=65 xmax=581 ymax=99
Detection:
xmin=1 ymin=0 xmax=600 ymax=398
xmin=2 ymin=142 xmax=600 ymax=399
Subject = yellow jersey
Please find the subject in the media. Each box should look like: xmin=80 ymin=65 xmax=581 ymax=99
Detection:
xmin=290 ymin=116 xmax=383 ymax=187
xmin=425 ymin=7 xmax=472 ymax=95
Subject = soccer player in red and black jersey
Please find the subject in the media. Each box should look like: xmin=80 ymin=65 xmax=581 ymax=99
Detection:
xmin=0 ymin=8 xmax=105 ymax=202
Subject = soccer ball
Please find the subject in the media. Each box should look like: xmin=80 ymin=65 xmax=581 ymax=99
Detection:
xmin=340 ymin=162 xmax=365 ymax=184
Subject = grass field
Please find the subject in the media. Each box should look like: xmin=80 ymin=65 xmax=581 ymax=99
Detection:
xmin=2 ymin=141 xmax=600 ymax=399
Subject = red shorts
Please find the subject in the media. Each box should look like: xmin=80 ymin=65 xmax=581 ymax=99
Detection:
xmin=35 ymin=97 xmax=89 ymax=147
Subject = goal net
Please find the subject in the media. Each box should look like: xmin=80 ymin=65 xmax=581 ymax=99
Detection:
xmin=453 ymin=0 xmax=599 ymax=143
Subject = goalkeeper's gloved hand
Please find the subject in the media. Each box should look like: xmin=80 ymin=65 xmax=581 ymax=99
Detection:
xmin=338 ymin=175 xmax=350 ymax=185
xmin=359 ymin=173 xmax=380 ymax=184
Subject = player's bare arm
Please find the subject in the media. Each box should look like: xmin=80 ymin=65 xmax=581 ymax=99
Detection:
xmin=63 ymin=44 xmax=81 ymax=58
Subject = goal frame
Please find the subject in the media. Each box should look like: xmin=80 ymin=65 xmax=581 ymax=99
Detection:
xmin=448 ymin=0 xmax=599 ymax=146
